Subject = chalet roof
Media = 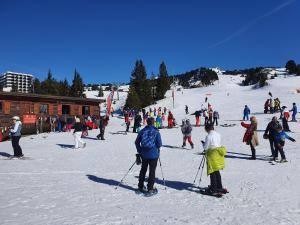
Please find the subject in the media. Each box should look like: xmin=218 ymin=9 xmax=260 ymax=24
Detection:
xmin=0 ymin=91 xmax=104 ymax=104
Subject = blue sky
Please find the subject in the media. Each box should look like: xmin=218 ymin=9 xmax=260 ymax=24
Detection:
xmin=0 ymin=0 xmax=299 ymax=84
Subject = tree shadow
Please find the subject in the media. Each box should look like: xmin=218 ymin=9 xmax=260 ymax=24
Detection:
xmin=86 ymin=174 xmax=136 ymax=192
xmin=56 ymin=144 xmax=75 ymax=149
xmin=0 ymin=152 xmax=12 ymax=158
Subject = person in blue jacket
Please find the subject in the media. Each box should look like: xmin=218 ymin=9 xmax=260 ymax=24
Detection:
xmin=135 ymin=117 xmax=162 ymax=193
xmin=290 ymin=103 xmax=297 ymax=122
xmin=243 ymin=105 xmax=251 ymax=121
xmin=274 ymin=124 xmax=296 ymax=162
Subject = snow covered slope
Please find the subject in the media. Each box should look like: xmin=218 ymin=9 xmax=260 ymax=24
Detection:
xmin=0 ymin=75 xmax=300 ymax=225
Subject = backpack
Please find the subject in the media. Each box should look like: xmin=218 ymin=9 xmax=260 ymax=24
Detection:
xmin=141 ymin=128 xmax=157 ymax=149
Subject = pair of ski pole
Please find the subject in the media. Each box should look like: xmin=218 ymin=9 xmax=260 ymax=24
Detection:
xmin=115 ymin=157 xmax=166 ymax=190
xmin=192 ymin=150 xmax=206 ymax=187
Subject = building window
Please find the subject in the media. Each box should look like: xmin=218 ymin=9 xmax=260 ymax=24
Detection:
xmin=40 ymin=104 xmax=48 ymax=114
xmin=82 ymin=106 xmax=90 ymax=115
xmin=0 ymin=101 xmax=2 ymax=113
xmin=62 ymin=105 xmax=70 ymax=115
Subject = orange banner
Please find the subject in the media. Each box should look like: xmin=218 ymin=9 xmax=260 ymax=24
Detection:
xmin=23 ymin=115 xmax=37 ymax=124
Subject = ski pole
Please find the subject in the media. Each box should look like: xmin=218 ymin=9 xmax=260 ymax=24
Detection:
xmin=192 ymin=152 xmax=205 ymax=185
xmin=198 ymin=155 xmax=206 ymax=188
xmin=158 ymin=157 xmax=167 ymax=190
xmin=115 ymin=161 xmax=136 ymax=189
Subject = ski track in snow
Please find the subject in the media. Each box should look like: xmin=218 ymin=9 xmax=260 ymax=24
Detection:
xmin=1 ymin=75 xmax=300 ymax=225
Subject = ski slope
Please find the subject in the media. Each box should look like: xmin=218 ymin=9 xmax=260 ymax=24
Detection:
xmin=0 ymin=75 xmax=300 ymax=225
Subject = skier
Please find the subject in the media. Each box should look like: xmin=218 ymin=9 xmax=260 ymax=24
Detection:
xmin=181 ymin=119 xmax=194 ymax=149
xmin=203 ymin=124 xmax=227 ymax=196
xmin=161 ymin=113 xmax=166 ymax=128
xmin=191 ymin=110 xmax=201 ymax=127
xmin=133 ymin=111 xmax=142 ymax=133
xmin=155 ymin=113 xmax=162 ymax=129
xmin=264 ymin=99 xmax=269 ymax=114
xmin=264 ymin=116 xmax=281 ymax=159
xmin=241 ymin=116 xmax=259 ymax=160
xmin=135 ymin=117 xmax=162 ymax=194
xmin=97 ymin=115 xmax=109 ymax=140
xmin=274 ymin=98 xmax=281 ymax=112
xmin=243 ymin=105 xmax=251 ymax=121
xmin=269 ymin=98 xmax=274 ymax=114
xmin=282 ymin=107 xmax=290 ymax=132
xmin=289 ymin=103 xmax=297 ymax=122
xmin=124 ymin=110 xmax=131 ymax=132
xmin=185 ymin=105 xmax=189 ymax=114
xmin=9 ymin=116 xmax=24 ymax=158
xmin=273 ymin=124 xmax=296 ymax=162
xmin=167 ymin=111 xmax=174 ymax=128
xmin=213 ymin=110 xmax=220 ymax=126
xmin=73 ymin=117 xmax=86 ymax=149
xmin=203 ymin=109 xmax=209 ymax=125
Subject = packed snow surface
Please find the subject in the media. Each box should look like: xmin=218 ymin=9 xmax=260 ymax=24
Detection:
xmin=1 ymin=75 xmax=300 ymax=225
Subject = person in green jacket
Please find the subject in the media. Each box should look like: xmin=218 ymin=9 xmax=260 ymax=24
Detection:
xmin=203 ymin=124 xmax=228 ymax=195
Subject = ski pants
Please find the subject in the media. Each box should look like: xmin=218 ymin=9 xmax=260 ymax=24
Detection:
xmin=183 ymin=136 xmax=193 ymax=145
xmin=243 ymin=114 xmax=249 ymax=121
xmin=12 ymin=136 xmax=23 ymax=157
xmin=250 ymin=142 xmax=256 ymax=159
xmin=213 ymin=117 xmax=218 ymax=126
xmin=73 ymin=132 xmax=85 ymax=148
xmin=269 ymin=137 xmax=276 ymax=157
xmin=195 ymin=116 xmax=200 ymax=127
xmin=274 ymin=142 xmax=286 ymax=160
xmin=126 ymin=122 xmax=130 ymax=132
xmin=210 ymin=171 xmax=223 ymax=192
xmin=97 ymin=127 xmax=105 ymax=139
xmin=292 ymin=113 xmax=297 ymax=121
xmin=282 ymin=118 xmax=290 ymax=131
xmin=138 ymin=158 xmax=158 ymax=190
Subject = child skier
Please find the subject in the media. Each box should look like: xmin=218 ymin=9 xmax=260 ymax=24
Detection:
xmin=273 ymin=124 xmax=296 ymax=162
xmin=290 ymin=103 xmax=297 ymax=122
xmin=168 ymin=111 xmax=174 ymax=128
xmin=73 ymin=117 xmax=86 ymax=149
xmin=181 ymin=119 xmax=194 ymax=149
xmin=243 ymin=105 xmax=251 ymax=121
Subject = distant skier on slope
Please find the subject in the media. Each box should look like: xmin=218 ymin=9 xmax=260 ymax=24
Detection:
xmin=243 ymin=105 xmax=251 ymax=121
xmin=290 ymin=103 xmax=297 ymax=122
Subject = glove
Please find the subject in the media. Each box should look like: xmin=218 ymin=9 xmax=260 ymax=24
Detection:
xmin=135 ymin=154 xmax=142 ymax=165
xmin=201 ymin=140 xmax=205 ymax=146
xmin=290 ymin=137 xmax=296 ymax=142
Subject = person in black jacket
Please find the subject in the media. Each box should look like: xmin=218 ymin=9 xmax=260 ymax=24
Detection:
xmin=73 ymin=117 xmax=86 ymax=149
xmin=264 ymin=116 xmax=280 ymax=159
xmin=97 ymin=116 xmax=109 ymax=140
xmin=133 ymin=111 xmax=142 ymax=133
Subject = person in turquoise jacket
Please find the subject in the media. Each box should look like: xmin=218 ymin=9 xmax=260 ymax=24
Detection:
xmin=274 ymin=124 xmax=296 ymax=162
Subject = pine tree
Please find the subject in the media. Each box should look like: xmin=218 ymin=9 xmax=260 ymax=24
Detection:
xmin=98 ymin=85 xmax=104 ymax=97
xmin=58 ymin=78 xmax=70 ymax=96
xmin=33 ymin=78 xmax=42 ymax=94
xmin=156 ymin=61 xmax=170 ymax=100
xmin=127 ymin=60 xmax=153 ymax=108
xmin=40 ymin=69 xmax=59 ymax=95
xmin=70 ymin=69 xmax=85 ymax=97
xmin=125 ymin=86 xmax=141 ymax=109
xmin=286 ymin=60 xmax=297 ymax=74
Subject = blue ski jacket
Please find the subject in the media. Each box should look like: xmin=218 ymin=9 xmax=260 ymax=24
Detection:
xmin=135 ymin=125 xmax=162 ymax=159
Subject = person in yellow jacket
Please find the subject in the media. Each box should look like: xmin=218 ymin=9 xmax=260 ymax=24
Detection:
xmin=203 ymin=124 xmax=228 ymax=195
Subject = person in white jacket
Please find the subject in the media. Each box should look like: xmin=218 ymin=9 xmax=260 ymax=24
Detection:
xmin=10 ymin=116 xmax=23 ymax=157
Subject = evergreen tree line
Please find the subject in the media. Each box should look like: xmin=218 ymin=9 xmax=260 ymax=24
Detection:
xmin=285 ymin=60 xmax=300 ymax=75
xmin=33 ymin=69 xmax=85 ymax=98
xmin=242 ymin=67 xmax=268 ymax=87
xmin=173 ymin=68 xmax=219 ymax=88
xmin=125 ymin=60 xmax=171 ymax=109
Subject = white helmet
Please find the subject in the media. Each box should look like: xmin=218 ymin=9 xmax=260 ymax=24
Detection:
xmin=12 ymin=116 xmax=20 ymax=121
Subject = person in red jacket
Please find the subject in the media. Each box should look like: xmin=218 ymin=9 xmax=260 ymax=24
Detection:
xmin=241 ymin=116 xmax=259 ymax=160
xmin=168 ymin=111 xmax=174 ymax=128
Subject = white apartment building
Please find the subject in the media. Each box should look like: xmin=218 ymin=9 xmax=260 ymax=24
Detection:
xmin=0 ymin=71 xmax=33 ymax=93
